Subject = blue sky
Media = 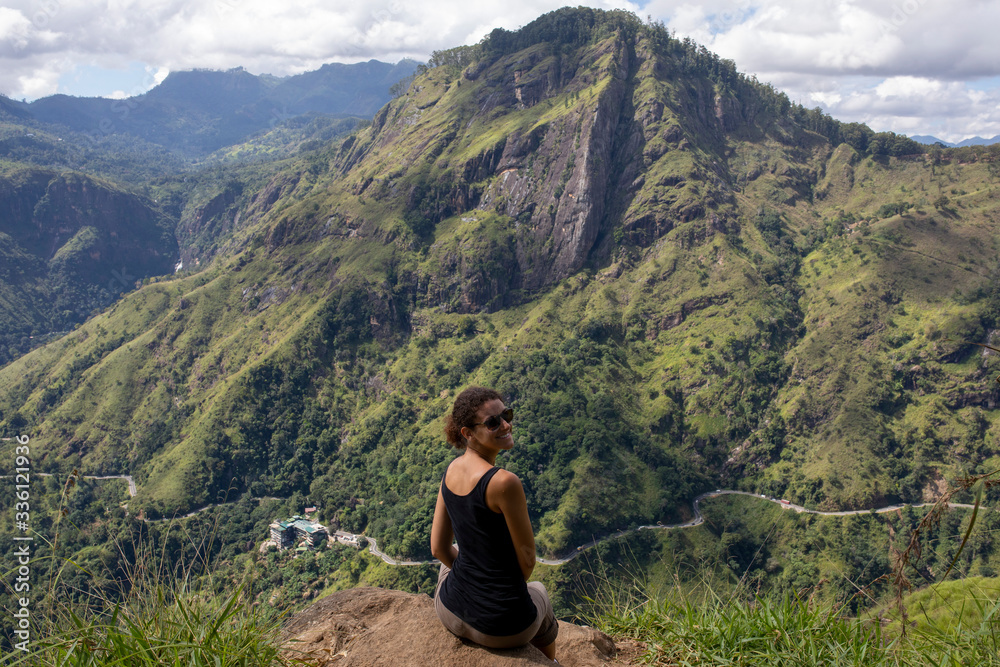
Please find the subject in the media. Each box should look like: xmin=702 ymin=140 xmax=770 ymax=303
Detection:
xmin=1 ymin=0 xmax=999 ymax=142
xmin=56 ymin=61 xmax=163 ymax=99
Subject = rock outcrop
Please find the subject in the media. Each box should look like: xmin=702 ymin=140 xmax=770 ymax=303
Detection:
xmin=0 ymin=166 xmax=178 ymax=364
xmin=280 ymin=587 xmax=628 ymax=666
xmin=331 ymin=14 xmax=750 ymax=307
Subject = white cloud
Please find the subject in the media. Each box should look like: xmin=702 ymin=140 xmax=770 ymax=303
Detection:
xmin=809 ymin=91 xmax=841 ymax=107
xmin=648 ymin=0 xmax=1000 ymax=80
xmin=151 ymin=65 xmax=169 ymax=86
xmin=0 ymin=0 xmax=641 ymax=98
xmin=823 ymin=78 xmax=1000 ymax=142
xmin=874 ymin=76 xmax=942 ymax=100
xmin=0 ymin=0 xmax=997 ymax=141
xmin=640 ymin=0 xmax=1000 ymax=140
xmin=0 ymin=7 xmax=31 ymax=49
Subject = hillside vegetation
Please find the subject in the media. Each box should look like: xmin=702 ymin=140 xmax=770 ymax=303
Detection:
xmin=3 ymin=5 xmax=999 ymax=551
xmin=6 ymin=60 xmax=418 ymax=159
xmin=0 ymin=66 xmax=381 ymax=365
xmin=2 ymin=7 xmax=1000 ymax=646
xmin=0 ymin=162 xmax=177 ymax=365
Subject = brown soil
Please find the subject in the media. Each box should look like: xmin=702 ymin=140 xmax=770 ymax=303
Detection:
xmin=280 ymin=587 xmax=644 ymax=666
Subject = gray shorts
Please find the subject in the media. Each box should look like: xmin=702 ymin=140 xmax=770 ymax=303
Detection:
xmin=433 ymin=564 xmax=559 ymax=649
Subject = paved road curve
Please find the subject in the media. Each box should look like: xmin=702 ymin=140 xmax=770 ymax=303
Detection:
xmin=2 ymin=463 xmax=978 ymax=567
xmin=84 ymin=474 xmax=138 ymax=497
xmin=344 ymin=490 xmax=980 ymax=567
xmin=0 ymin=471 xmax=138 ymax=497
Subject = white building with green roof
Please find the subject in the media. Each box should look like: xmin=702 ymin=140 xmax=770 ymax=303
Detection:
xmin=269 ymin=515 xmax=328 ymax=551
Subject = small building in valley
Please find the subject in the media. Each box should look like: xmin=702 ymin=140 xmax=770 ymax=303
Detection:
xmin=333 ymin=530 xmax=363 ymax=548
xmin=269 ymin=515 xmax=329 ymax=551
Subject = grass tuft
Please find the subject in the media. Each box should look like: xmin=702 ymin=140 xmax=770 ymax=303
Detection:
xmin=585 ymin=577 xmax=1000 ymax=666
xmin=2 ymin=482 xmax=293 ymax=667
xmin=19 ymin=582 xmax=290 ymax=666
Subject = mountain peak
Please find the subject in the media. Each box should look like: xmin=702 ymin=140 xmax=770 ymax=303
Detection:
xmin=328 ymin=11 xmax=812 ymax=294
xmin=911 ymin=133 xmax=1000 ymax=147
xmin=22 ymin=59 xmax=419 ymax=156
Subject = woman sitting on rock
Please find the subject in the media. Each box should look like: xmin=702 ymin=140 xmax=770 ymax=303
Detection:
xmin=431 ymin=386 xmax=559 ymax=662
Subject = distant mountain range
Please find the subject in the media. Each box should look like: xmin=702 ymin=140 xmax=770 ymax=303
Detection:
xmin=5 ymin=3 xmax=999 ymax=552
xmin=0 ymin=59 xmax=421 ymax=366
xmin=1 ymin=59 xmax=420 ymax=157
xmin=6 ymin=8 xmax=1000 ymax=643
xmin=911 ymin=134 xmax=1000 ymax=147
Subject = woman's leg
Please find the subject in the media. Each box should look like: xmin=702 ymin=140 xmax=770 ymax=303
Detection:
xmin=435 ymin=565 xmax=555 ymax=658
xmin=433 ymin=564 xmax=470 ymax=640
xmin=527 ymin=582 xmax=558 ymax=661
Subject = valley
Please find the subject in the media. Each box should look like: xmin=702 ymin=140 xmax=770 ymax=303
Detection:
xmin=2 ymin=6 xmax=1000 ymax=658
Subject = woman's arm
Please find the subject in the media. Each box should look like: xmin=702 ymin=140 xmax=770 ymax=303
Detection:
xmin=490 ymin=470 xmax=536 ymax=581
xmin=430 ymin=485 xmax=458 ymax=568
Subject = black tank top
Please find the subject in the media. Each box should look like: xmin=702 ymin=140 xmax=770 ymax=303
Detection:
xmin=438 ymin=465 xmax=537 ymax=636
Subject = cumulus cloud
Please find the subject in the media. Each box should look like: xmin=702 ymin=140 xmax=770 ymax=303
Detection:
xmin=642 ymin=0 xmax=1000 ymax=141
xmin=0 ymin=0 xmax=997 ymax=141
xmin=0 ymin=7 xmax=32 ymax=51
xmin=0 ymin=0 xmax=638 ymax=99
xmin=646 ymin=0 xmax=1000 ymax=80
xmin=806 ymin=77 xmax=1000 ymax=142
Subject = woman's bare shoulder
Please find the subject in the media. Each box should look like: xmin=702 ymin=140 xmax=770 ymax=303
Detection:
xmin=492 ymin=467 xmax=520 ymax=482
xmin=488 ymin=468 xmax=524 ymax=495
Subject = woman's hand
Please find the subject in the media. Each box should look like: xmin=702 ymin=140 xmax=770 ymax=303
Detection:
xmin=489 ymin=470 xmax=536 ymax=580
xmin=430 ymin=485 xmax=458 ymax=568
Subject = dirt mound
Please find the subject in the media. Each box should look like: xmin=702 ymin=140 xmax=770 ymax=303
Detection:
xmin=280 ymin=587 xmax=627 ymax=666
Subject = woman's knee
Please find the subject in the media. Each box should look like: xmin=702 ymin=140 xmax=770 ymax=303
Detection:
xmin=526 ymin=583 xmax=559 ymax=647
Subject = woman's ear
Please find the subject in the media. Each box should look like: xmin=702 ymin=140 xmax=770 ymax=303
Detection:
xmin=460 ymin=425 xmax=474 ymax=444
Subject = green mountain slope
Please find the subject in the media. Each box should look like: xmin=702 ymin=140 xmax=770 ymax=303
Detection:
xmin=2 ymin=8 xmax=998 ymax=565
xmin=24 ymin=60 xmax=418 ymax=157
xmin=0 ymin=81 xmax=373 ymax=369
xmin=750 ymin=150 xmax=1000 ymax=509
xmin=0 ymin=162 xmax=178 ymax=365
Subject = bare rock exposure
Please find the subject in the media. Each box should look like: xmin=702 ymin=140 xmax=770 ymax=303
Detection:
xmin=281 ymin=587 xmax=625 ymax=666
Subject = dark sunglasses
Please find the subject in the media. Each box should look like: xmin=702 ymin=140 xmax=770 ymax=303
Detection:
xmin=472 ymin=408 xmax=514 ymax=432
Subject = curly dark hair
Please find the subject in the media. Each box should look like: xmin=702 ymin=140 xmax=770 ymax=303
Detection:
xmin=444 ymin=386 xmax=503 ymax=449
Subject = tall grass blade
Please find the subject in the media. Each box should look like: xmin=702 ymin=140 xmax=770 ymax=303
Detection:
xmin=939 ymin=479 xmax=984 ymax=583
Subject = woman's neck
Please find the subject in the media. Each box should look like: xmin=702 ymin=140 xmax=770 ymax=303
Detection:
xmin=464 ymin=443 xmax=497 ymax=466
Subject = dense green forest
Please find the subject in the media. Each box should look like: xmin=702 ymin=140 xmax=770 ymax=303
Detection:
xmin=4 ymin=469 xmax=997 ymax=650
xmin=3 ymin=6 xmax=1000 ymax=654
xmin=8 ymin=59 xmax=418 ymax=159
xmin=0 ymin=81 xmax=377 ymax=367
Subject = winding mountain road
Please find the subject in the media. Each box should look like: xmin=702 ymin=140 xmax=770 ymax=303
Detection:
xmin=2 ymin=461 xmax=979 ymax=567
xmin=350 ymin=490 xmax=980 ymax=567
xmin=82 ymin=474 xmax=138 ymax=496
xmin=0 ymin=470 xmax=137 ymax=497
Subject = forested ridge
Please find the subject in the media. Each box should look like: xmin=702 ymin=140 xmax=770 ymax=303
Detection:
xmin=2 ymin=6 xmax=1000 ymax=647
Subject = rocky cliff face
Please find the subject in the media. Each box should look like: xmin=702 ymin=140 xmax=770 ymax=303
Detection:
xmin=173 ymin=170 xmax=305 ymax=269
xmin=0 ymin=169 xmax=175 ymax=273
xmin=280 ymin=587 xmax=627 ymax=666
xmin=327 ymin=16 xmax=777 ymax=308
xmin=0 ymin=166 xmax=177 ymax=363
xmin=471 ymin=35 xmax=630 ymax=290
